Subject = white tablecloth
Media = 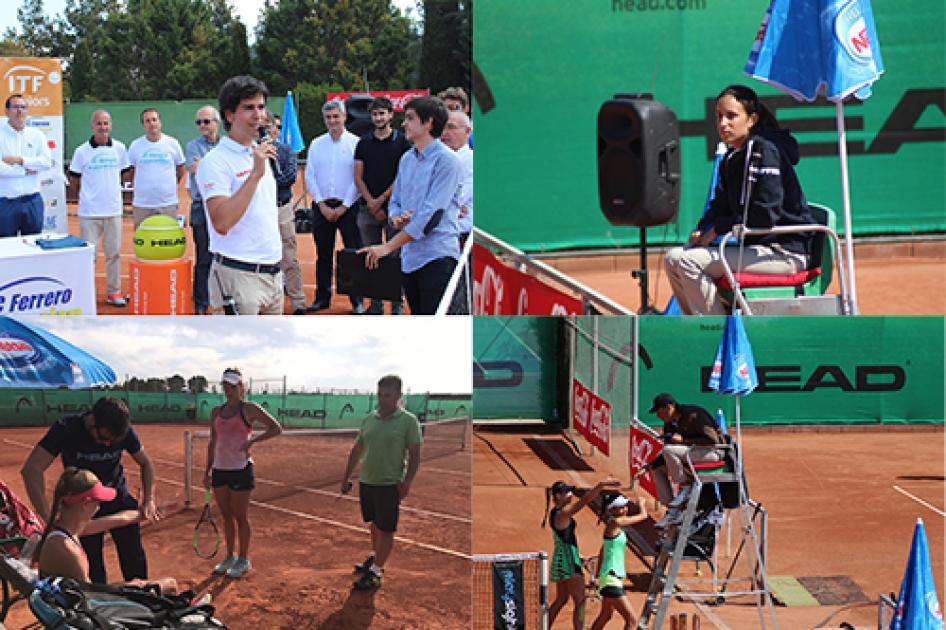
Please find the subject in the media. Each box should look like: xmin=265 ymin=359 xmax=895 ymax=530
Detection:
xmin=0 ymin=235 xmax=97 ymax=316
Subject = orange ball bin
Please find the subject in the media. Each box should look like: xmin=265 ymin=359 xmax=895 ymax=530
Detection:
xmin=129 ymin=258 xmax=193 ymax=315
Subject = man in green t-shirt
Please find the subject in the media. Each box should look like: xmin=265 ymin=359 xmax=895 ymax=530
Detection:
xmin=341 ymin=374 xmax=422 ymax=590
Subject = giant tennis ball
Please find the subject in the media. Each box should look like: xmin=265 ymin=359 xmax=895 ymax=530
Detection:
xmin=133 ymin=215 xmax=186 ymax=261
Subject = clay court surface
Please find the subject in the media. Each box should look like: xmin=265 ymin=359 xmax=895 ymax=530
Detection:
xmin=474 ymin=423 xmax=945 ymax=629
xmin=1 ymin=422 xmax=472 ymax=629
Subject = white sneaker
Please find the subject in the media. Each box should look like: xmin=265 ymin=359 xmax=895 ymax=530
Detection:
xmin=654 ymin=508 xmax=683 ymax=529
xmin=226 ymin=556 xmax=251 ymax=578
xmin=668 ymin=485 xmax=692 ymax=508
xmin=213 ymin=554 xmax=237 ymax=574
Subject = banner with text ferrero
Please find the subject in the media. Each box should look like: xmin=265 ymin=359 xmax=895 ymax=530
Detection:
xmin=572 ymin=377 xmax=611 ymax=456
xmin=0 ymin=57 xmax=67 ymax=234
xmin=473 ymin=242 xmax=583 ymax=315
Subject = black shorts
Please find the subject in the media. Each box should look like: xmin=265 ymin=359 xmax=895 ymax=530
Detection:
xmin=359 ymin=483 xmax=400 ymax=533
xmin=211 ymin=462 xmax=255 ymax=491
xmin=599 ymin=585 xmax=625 ymax=599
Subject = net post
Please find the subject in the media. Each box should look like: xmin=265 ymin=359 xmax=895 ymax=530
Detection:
xmin=183 ymin=430 xmax=192 ymax=509
xmin=539 ymin=550 xmax=549 ymax=630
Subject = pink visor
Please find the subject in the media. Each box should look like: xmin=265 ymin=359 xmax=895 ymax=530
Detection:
xmin=62 ymin=482 xmax=117 ymax=505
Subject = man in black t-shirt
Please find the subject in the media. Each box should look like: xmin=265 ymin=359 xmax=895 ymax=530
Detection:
xmin=20 ymin=396 xmax=159 ymax=583
xmin=637 ymin=393 xmax=725 ymax=528
xmin=354 ymin=96 xmax=412 ymax=315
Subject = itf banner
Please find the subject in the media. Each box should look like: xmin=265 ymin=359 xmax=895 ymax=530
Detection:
xmin=572 ymin=378 xmax=611 ymax=456
xmin=629 ymin=423 xmax=662 ymax=499
xmin=0 ymin=58 xmax=66 ymax=234
xmin=473 ymin=243 xmax=583 ymax=315
xmin=492 ymin=560 xmax=525 ymax=630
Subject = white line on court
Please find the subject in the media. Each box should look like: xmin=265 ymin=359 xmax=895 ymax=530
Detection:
xmin=893 ymin=485 xmax=946 ymax=517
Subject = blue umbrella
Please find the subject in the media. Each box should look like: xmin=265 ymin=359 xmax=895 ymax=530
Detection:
xmin=708 ymin=311 xmax=758 ymax=396
xmin=744 ymin=0 xmax=885 ymax=314
xmin=279 ymin=91 xmax=306 ymax=154
xmin=0 ymin=317 xmax=116 ymax=388
xmin=890 ymin=518 xmax=944 ymax=630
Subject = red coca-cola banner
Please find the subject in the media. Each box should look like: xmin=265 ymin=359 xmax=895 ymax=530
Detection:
xmin=326 ymin=89 xmax=430 ymax=112
xmin=629 ymin=424 xmax=662 ymax=499
xmin=473 ymin=243 xmax=583 ymax=316
xmin=571 ymin=378 xmax=611 ymax=456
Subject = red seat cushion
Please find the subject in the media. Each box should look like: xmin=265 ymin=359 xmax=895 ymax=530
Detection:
xmin=715 ymin=268 xmax=821 ymax=290
xmin=692 ymin=460 xmax=730 ymax=471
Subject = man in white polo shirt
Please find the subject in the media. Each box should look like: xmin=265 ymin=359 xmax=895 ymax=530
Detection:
xmin=0 ymin=94 xmax=52 ymax=237
xmin=127 ymin=108 xmax=186 ymax=230
xmin=196 ymin=75 xmax=283 ymax=316
xmin=68 ymin=109 xmax=131 ymax=307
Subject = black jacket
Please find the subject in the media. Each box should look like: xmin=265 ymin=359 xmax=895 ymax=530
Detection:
xmin=699 ymin=128 xmax=814 ymax=255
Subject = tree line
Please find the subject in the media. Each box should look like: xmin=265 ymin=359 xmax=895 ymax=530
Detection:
xmin=2 ymin=0 xmax=471 ymax=139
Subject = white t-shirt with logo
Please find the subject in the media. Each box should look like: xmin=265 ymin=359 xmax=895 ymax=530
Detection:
xmin=195 ymin=136 xmax=281 ymax=265
xmin=69 ymin=138 xmax=130 ymax=218
xmin=128 ymin=134 xmax=185 ymax=208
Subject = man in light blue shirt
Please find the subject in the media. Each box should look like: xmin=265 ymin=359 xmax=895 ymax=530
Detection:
xmin=360 ymin=97 xmax=461 ymax=315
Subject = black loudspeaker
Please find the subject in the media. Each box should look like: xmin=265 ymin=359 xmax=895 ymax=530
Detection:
xmin=597 ymin=94 xmax=681 ymax=227
xmin=344 ymin=94 xmax=374 ymax=138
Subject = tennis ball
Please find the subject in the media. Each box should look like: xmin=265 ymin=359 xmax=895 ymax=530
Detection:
xmin=133 ymin=215 xmax=186 ymax=261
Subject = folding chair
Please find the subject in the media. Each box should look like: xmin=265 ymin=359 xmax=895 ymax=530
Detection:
xmin=0 ymin=536 xmax=38 ymax=623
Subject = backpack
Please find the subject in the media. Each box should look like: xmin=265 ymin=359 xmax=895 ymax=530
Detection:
xmin=29 ymin=577 xmax=228 ymax=629
xmin=0 ymin=478 xmax=44 ymax=554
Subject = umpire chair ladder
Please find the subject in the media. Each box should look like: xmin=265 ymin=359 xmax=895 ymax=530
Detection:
xmin=636 ymin=448 xmax=779 ymax=629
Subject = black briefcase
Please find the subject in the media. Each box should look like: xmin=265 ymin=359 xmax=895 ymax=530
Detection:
xmin=335 ymin=248 xmax=402 ymax=301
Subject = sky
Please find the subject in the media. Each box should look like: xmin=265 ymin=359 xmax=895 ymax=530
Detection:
xmin=1 ymin=0 xmax=419 ymax=42
xmin=12 ymin=316 xmax=471 ymax=394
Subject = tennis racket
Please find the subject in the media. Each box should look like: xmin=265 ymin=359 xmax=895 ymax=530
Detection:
xmin=192 ymin=488 xmax=220 ymax=559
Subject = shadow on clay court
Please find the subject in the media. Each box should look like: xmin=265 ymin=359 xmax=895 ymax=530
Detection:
xmin=896 ymin=475 xmax=945 ymax=481
xmin=317 ymin=588 xmax=377 ymax=629
xmin=523 ymin=437 xmax=594 ymax=472
xmin=190 ymin=575 xmax=238 ymax=602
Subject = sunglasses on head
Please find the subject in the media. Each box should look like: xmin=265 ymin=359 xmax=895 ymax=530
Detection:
xmin=195 ymin=118 xmax=215 ymax=125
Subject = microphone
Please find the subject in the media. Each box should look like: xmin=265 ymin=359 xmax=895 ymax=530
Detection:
xmin=258 ymin=126 xmax=282 ymax=177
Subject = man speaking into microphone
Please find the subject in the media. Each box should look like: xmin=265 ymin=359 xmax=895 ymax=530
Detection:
xmin=196 ymin=75 xmax=284 ymax=315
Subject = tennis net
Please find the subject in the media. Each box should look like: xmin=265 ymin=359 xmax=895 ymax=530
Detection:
xmin=183 ymin=416 xmax=470 ymax=503
xmin=473 ymin=552 xmax=548 ymax=630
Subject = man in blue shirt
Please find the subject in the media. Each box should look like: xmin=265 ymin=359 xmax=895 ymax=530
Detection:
xmin=360 ymin=97 xmax=461 ymax=315
xmin=20 ymin=396 xmax=160 ymax=584
xmin=186 ymin=105 xmax=222 ymax=315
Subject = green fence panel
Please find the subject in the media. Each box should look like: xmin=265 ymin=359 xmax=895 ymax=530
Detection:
xmin=0 ymin=390 xmax=48 ymax=426
xmin=64 ymin=98 xmax=286 ymax=161
xmin=473 ymin=316 xmax=560 ymax=421
xmin=572 ymin=316 xmax=636 ymax=428
xmin=474 ymin=0 xmax=946 ymax=251
xmin=638 ymin=316 xmax=945 ymax=425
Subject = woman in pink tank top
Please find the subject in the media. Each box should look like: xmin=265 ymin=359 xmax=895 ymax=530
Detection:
xmin=203 ymin=367 xmax=282 ymax=578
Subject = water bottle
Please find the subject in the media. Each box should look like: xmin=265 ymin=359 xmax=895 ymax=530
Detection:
xmin=19 ymin=532 xmax=41 ymax=564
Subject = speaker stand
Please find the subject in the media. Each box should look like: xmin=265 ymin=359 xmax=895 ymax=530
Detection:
xmin=631 ymin=227 xmax=663 ymax=315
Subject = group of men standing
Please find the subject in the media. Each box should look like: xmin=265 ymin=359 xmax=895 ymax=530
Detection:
xmin=2 ymin=79 xmax=473 ymax=316
xmin=306 ymin=88 xmax=473 ymax=316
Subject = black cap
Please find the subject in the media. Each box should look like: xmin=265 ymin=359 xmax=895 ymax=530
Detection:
xmin=648 ymin=393 xmax=676 ymax=413
xmin=551 ymin=481 xmax=576 ymax=495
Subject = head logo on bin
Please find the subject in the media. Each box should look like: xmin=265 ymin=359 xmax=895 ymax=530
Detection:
xmin=132 ymin=215 xmax=186 ymax=261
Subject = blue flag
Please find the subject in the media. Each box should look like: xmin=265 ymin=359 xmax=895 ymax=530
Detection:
xmin=715 ymin=409 xmax=729 ymax=436
xmin=708 ymin=311 xmax=758 ymax=396
xmin=745 ymin=0 xmax=884 ymax=102
xmin=890 ymin=518 xmax=944 ymax=630
xmin=0 ymin=317 xmax=116 ymax=388
xmin=280 ymin=91 xmax=305 ymax=153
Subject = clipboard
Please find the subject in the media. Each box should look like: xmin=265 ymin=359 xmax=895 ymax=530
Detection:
xmin=335 ymin=248 xmax=402 ymax=301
